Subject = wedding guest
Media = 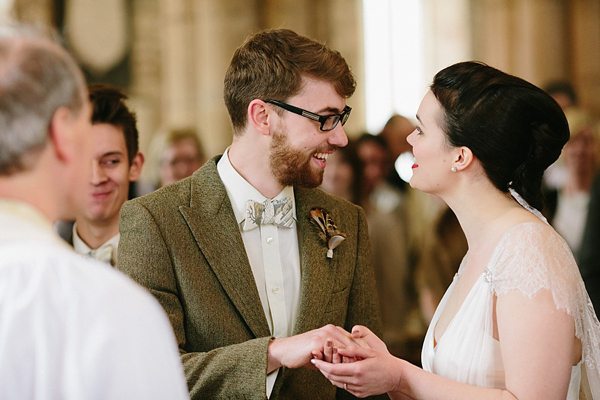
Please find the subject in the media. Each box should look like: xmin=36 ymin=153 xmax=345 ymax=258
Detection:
xmin=542 ymin=80 xmax=579 ymax=189
xmin=0 ymin=23 xmax=187 ymax=399
xmin=159 ymin=128 xmax=205 ymax=187
xmin=379 ymin=114 xmax=414 ymax=192
xmin=544 ymin=80 xmax=578 ymax=111
xmin=66 ymin=83 xmax=144 ymax=266
xmin=320 ymin=140 xmax=363 ymax=205
xmin=415 ymin=206 xmax=467 ymax=323
xmin=355 ymin=133 xmax=392 ymax=208
xmin=543 ymin=108 xmax=600 ymax=257
xmin=313 ymin=61 xmax=600 ymax=400
xmin=136 ymin=128 xmax=205 ymax=196
xmin=579 ymin=172 xmax=600 ymax=315
xmin=354 ymin=132 xmax=421 ymax=363
xmin=117 ymin=28 xmax=384 ymax=399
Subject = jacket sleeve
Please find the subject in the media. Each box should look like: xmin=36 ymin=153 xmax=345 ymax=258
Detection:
xmin=118 ymin=199 xmax=272 ymax=400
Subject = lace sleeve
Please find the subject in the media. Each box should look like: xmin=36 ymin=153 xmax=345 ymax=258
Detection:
xmin=488 ymin=222 xmax=600 ymax=399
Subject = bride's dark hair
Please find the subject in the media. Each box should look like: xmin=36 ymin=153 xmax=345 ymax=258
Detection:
xmin=430 ymin=61 xmax=570 ymax=210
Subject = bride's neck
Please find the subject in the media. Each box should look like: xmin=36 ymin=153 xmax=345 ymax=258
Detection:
xmin=442 ymin=181 xmax=522 ymax=251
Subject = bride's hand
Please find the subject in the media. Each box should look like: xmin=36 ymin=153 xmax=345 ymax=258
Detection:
xmin=350 ymin=325 xmax=388 ymax=353
xmin=311 ymin=345 xmax=404 ymax=397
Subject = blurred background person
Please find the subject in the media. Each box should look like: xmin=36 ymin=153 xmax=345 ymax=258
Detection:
xmin=320 ymin=139 xmax=363 ymax=205
xmin=352 ymin=132 xmax=424 ymax=364
xmin=579 ymin=171 xmax=600 ymax=316
xmin=544 ymin=80 xmax=578 ymax=111
xmin=379 ymin=114 xmax=415 ymax=192
xmin=356 ymin=132 xmax=402 ymax=213
xmin=66 ymin=83 xmax=144 ymax=266
xmin=322 ymin=135 xmax=419 ymax=362
xmin=139 ymin=127 xmax=204 ymax=194
xmin=543 ymin=108 xmax=600 ymax=258
xmin=159 ymin=128 xmax=204 ymax=187
xmin=415 ymin=206 xmax=468 ymax=323
xmin=375 ymin=116 xmax=447 ymax=271
xmin=542 ymin=81 xmax=579 ymax=190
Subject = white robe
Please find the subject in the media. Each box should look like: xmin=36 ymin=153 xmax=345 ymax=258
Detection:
xmin=0 ymin=200 xmax=189 ymax=400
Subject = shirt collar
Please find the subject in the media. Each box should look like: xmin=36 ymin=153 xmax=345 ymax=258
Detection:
xmin=72 ymin=222 xmax=120 ymax=262
xmin=0 ymin=199 xmax=67 ymax=245
xmin=0 ymin=199 xmax=53 ymax=230
xmin=217 ymin=147 xmax=296 ymax=225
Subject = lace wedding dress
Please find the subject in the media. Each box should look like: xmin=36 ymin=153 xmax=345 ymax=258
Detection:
xmin=421 ymin=221 xmax=600 ymax=399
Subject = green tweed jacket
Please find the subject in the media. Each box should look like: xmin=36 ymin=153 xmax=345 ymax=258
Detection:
xmin=118 ymin=156 xmax=384 ymax=400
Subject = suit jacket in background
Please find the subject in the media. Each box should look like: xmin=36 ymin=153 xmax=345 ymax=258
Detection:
xmin=579 ymin=172 xmax=600 ymax=316
xmin=118 ymin=156 xmax=384 ymax=400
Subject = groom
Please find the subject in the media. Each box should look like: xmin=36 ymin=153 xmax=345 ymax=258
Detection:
xmin=118 ymin=28 xmax=383 ymax=399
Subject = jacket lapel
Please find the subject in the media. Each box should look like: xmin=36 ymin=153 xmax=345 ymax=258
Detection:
xmin=293 ymin=188 xmax=334 ymax=335
xmin=179 ymin=158 xmax=271 ymax=339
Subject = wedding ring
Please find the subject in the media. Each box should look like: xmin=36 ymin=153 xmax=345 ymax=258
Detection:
xmin=344 ymin=383 xmax=347 ymax=391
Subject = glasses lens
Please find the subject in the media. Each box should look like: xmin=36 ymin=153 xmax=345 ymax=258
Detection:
xmin=321 ymin=115 xmax=339 ymax=131
xmin=341 ymin=108 xmax=351 ymax=126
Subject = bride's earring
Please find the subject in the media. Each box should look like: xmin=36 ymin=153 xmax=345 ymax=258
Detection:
xmin=451 ymin=166 xmax=457 ymax=172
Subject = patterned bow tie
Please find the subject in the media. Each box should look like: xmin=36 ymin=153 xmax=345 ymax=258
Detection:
xmin=90 ymin=244 xmax=114 ymax=266
xmin=242 ymin=197 xmax=294 ymax=231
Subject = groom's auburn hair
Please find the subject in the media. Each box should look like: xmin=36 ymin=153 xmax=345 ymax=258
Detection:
xmin=224 ymin=28 xmax=356 ymax=135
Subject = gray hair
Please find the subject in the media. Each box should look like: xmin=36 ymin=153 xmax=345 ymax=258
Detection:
xmin=0 ymin=23 xmax=85 ymax=175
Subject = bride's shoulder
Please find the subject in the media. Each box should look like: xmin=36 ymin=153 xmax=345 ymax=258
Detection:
xmin=495 ymin=216 xmax=570 ymax=262
xmin=497 ymin=205 xmax=564 ymax=248
xmin=489 ymin=219 xmax=578 ymax=296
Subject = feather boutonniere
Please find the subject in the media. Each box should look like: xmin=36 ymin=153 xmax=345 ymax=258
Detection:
xmin=307 ymin=207 xmax=346 ymax=259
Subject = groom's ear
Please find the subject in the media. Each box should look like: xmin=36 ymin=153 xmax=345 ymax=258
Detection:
xmin=247 ymin=99 xmax=272 ymax=136
xmin=453 ymin=146 xmax=474 ymax=172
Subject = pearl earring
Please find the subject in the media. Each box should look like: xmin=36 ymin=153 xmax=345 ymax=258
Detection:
xmin=451 ymin=166 xmax=457 ymax=172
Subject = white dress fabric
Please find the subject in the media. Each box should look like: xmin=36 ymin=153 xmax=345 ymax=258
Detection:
xmin=0 ymin=200 xmax=189 ymax=400
xmin=422 ymin=221 xmax=600 ymax=399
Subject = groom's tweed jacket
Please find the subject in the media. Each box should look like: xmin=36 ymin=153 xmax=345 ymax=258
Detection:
xmin=118 ymin=156 xmax=383 ymax=400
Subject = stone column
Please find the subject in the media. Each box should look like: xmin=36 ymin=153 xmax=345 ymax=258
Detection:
xmin=470 ymin=0 xmax=568 ymax=86
xmin=159 ymin=0 xmax=196 ymax=128
xmin=570 ymin=0 xmax=600 ymax=115
xmin=423 ymin=0 xmax=472 ymax=79
xmin=13 ymin=0 xmax=53 ymax=25
xmin=191 ymin=0 xmax=261 ymax=156
xmin=327 ymin=0 xmax=365 ymax=138
xmin=129 ymin=0 xmax=162 ymax=163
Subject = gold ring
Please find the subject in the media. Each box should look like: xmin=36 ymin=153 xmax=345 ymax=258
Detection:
xmin=344 ymin=383 xmax=347 ymax=391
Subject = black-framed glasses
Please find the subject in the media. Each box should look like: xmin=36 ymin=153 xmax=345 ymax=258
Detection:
xmin=265 ymin=100 xmax=351 ymax=132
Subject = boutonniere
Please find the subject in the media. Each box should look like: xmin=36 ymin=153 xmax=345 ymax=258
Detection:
xmin=307 ymin=207 xmax=346 ymax=259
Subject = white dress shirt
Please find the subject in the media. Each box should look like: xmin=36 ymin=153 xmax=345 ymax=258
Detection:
xmin=0 ymin=199 xmax=189 ymax=400
xmin=72 ymin=223 xmax=120 ymax=266
xmin=217 ymin=149 xmax=301 ymax=397
xmin=553 ymin=189 xmax=590 ymax=254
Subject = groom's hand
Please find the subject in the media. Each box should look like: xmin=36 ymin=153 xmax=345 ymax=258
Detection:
xmin=267 ymin=324 xmax=357 ymax=372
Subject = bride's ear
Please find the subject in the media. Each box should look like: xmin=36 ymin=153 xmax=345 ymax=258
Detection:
xmin=453 ymin=146 xmax=474 ymax=172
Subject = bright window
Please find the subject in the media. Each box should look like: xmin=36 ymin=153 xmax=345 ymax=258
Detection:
xmin=363 ymin=0 xmax=426 ymax=134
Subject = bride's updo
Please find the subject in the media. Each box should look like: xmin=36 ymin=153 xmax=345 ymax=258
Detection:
xmin=430 ymin=61 xmax=569 ymax=211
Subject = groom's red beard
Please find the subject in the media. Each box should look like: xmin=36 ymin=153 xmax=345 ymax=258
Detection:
xmin=270 ymin=128 xmax=335 ymax=188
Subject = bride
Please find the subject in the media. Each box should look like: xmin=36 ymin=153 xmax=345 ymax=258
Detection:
xmin=312 ymin=61 xmax=600 ymax=399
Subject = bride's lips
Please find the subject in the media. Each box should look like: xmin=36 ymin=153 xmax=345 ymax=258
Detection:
xmin=412 ymin=164 xmax=419 ymax=169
